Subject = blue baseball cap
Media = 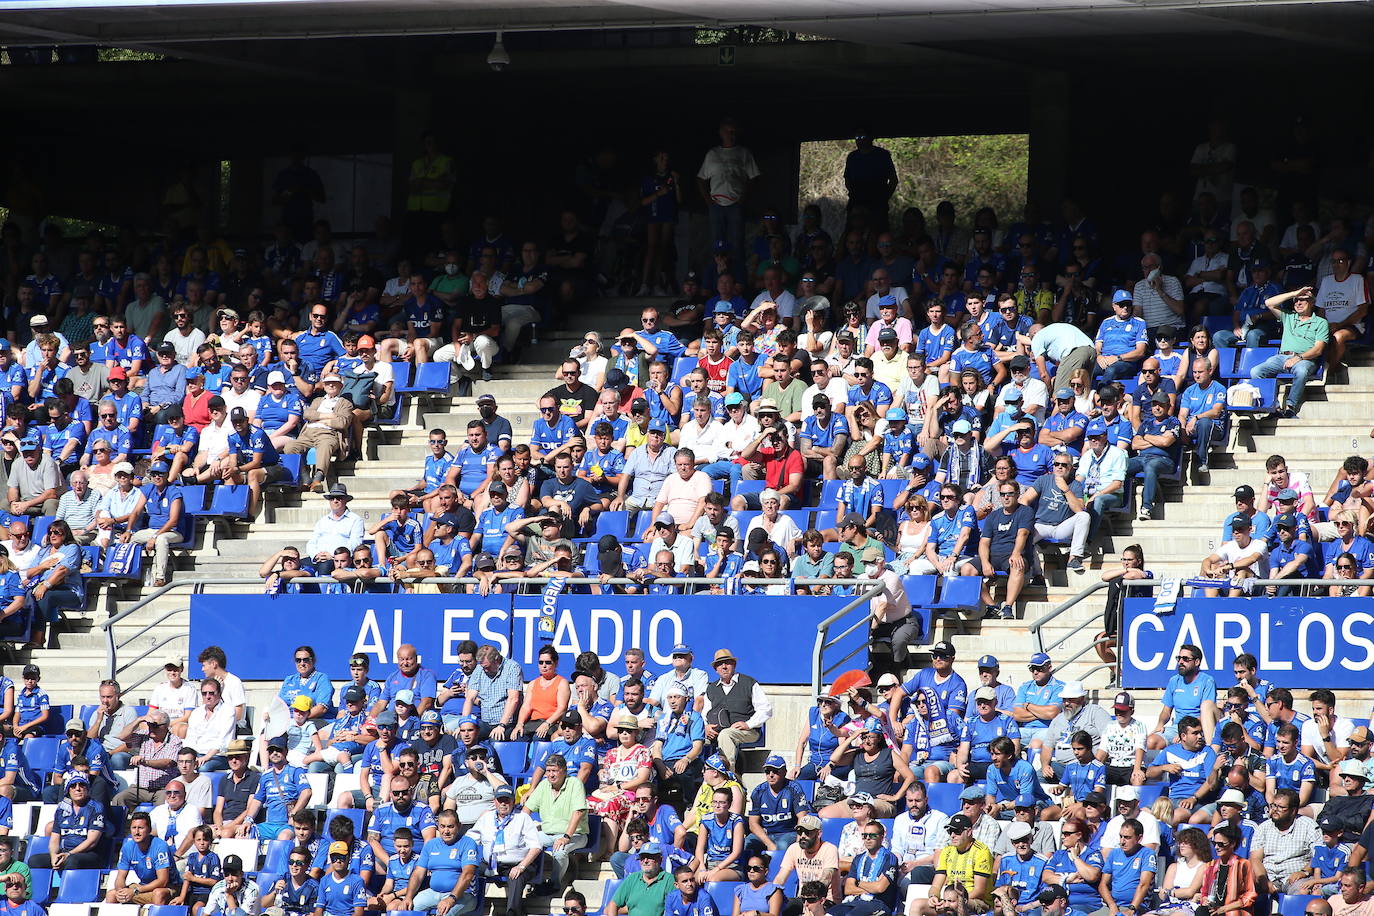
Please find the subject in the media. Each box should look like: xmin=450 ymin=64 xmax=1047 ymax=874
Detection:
xmin=1084 ymin=419 xmax=1108 ymax=438
xmin=419 ymin=710 xmax=442 ymax=726
xmin=493 ymin=784 xmax=515 ymax=799
xmin=671 ymin=644 xmax=692 ymax=655
xmin=455 ymin=714 xmax=479 ymax=727
xmin=638 ymin=842 xmax=664 ymax=858
xmin=0 ymin=339 xmax=10 ymax=351
xmin=861 ymin=716 xmax=886 ymax=734
xmin=977 ymin=654 xmax=999 ymax=669
xmin=1054 ymin=387 xmax=1074 ymax=400
xmin=763 ymin=754 xmax=787 ymax=771
xmin=724 ymin=392 xmax=745 ymax=407
xmin=703 ymin=752 xmax=734 ymax=778
xmin=884 ymin=407 xmax=907 ymax=422
xmin=148 ymin=460 xmax=171 ymax=476
xmin=185 ymin=366 xmax=204 ymax=380
xmin=714 ymin=301 xmax=736 ymax=315
xmin=1003 ymin=388 xmax=1023 ymax=402
xmin=910 ymin=453 xmax=934 ymax=473
xmin=951 ymin=419 xmax=973 ymax=435
xmin=1015 ymin=793 xmax=1040 ymax=809
xmin=878 ymin=295 xmax=898 ymax=308
xmin=1112 ymin=289 xmax=1134 ymax=305
xmin=1029 ymin=652 xmax=1052 ymax=667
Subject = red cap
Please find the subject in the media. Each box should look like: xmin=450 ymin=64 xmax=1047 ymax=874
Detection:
xmin=108 ymin=367 xmax=128 ymax=380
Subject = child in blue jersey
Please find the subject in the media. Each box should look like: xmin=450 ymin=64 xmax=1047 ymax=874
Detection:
xmin=13 ymin=663 xmax=49 ymax=739
xmin=1292 ymin=817 xmax=1350 ymax=896
xmin=370 ymin=494 xmax=424 ymax=566
xmin=175 ymin=823 xmax=221 ymax=911
xmin=1054 ymin=731 xmax=1107 ymax=821
xmin=874 ymin=408 xmax=915 ymax=478
xmin=579 ymin=421 xmax=627 ymax=503
xmin=370 ymin=827 xmax=420 ymax=910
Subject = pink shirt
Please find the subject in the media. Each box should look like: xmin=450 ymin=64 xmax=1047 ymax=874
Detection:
xmin=656 ymin=470 xmax=713 ymax=523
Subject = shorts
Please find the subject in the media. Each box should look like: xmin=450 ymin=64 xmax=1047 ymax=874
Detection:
xmin=1160 ymin=722 xmax=1179 ymax=742
xmin=967 ymin=760 xmax=991 ymax=782
xmin=1106 ymin=765 xmax=1136 ymax=786
xmin=923 ymin=759 xmax=956 ymax=778
xmin=968 ymin=550 xmax=1021 ymax=576
xmin=258 ymin=821 xmax=291 ymax=840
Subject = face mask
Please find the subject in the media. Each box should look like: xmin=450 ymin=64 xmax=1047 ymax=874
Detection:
xmin=445 ymin=264 xmax=459 ymax=276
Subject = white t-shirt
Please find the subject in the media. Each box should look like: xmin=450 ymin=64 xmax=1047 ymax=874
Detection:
xmin=745 ymin=514 xmax=802 ymax=556
xmin=1316 ymin=273 xmax=1368 ymax=326
xmin=1100 ymin=718 xmax=1149 ymax=769
xmin=751 ymin=290 xmax=798 ymax=320
xmin=150 ymin=679 xmax=199 ymax=712
xmin=165 ymin=327 xmax=207 ymax=365
xmin=183 ymin=773 xmax=215 ymax=813
xmin=217 ymin=671 xmax=247 ymax=712
xmin=1217 ymin=539 xmax=1269 ymax=580
xmin=1101 ymin=809 xmax=1161 ymax=850
xmin=1299 ymin=716 xmax=1354 ymax=764
xmin=697 ymin=145 xmax=761 ymax=207
xmin=368 ymin=359 xmax=395 ymax=404
xmin=803 ymin=378 xmax=851 ymax=413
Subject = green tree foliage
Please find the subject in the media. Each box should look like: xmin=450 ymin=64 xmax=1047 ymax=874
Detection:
xmin=799 ymin=135 xmax=1028 ymax=226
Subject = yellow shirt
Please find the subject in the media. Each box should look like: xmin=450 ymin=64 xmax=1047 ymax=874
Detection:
xmin=408 ymin=154 xmax=454 ymax=212
xmin=937 ymin=839 xmax=994 ymax=901
xmin=690 ymin=778 xmax=743 ymax=826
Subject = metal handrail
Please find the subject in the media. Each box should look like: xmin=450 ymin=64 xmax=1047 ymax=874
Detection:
xmin=101 ymin=574 xmax=866 ymax=683
xmin=811 ymin=583 xmax=887 ymax=694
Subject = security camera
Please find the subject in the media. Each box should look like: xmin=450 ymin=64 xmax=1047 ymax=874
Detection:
xmin=487 ymin=31 xmax=510 ymax=71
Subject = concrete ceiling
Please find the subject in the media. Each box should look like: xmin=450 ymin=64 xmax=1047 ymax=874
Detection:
xmin=0 ymin=0 xmax=1369 ymax=50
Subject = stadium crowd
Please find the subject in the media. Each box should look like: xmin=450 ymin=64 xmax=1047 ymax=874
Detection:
xmin=0 ymin=116 xmax=1371 ymax=916
xmin=3 ymin=636 xmax=1374 ymax=916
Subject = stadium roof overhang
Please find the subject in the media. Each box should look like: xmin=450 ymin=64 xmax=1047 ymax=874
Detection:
xmin=0 ymin=0 xmax=1369 ymax=53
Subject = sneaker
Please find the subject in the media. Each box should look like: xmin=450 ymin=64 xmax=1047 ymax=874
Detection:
xmin=1196 ymin=461 xmax=1209 ymax=474
xmin=983 ymin=606 xmax=1001 ymax=620
xmin=1067 ymin=556 xmax=1085 ymax=572
xmin=1137 ymin=506 xmax=1152 ymax=522
xmin=1000 ymin=604 xmax=1016 ymax=620
xmin=481 ymin=369 xmax=493 ymax=382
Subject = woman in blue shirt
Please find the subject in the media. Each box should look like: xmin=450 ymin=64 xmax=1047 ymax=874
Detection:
xmin=25 ymin=520 xmax=84 ymax=649
xmin=790 ymin=695 xmax=849 ymax=781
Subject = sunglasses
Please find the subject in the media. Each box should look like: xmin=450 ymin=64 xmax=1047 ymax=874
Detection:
xmin=747 ymin=865 xmax=767 ymax=872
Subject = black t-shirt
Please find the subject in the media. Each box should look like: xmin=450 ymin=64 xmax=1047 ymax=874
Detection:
xmin=344 ymin=266 xmax=383 ymax=297
xmin=982 ymin=504 xmax=1034 ymax=556
xmin=454 ymin=294 xmax=501 ymax=334
xmin=544 ymin=382 xmax=599 ymax=416
xmin=548 ymin=232 xmax=595 ymax=276
xmin=218 ymin=769 xmax=261 ymax=822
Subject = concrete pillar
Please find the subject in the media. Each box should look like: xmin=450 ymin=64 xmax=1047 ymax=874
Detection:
xmin=1026 ymin=71 xmax=1071 ymax=213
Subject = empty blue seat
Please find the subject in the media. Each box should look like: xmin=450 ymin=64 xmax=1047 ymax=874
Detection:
xmin=672 ymin=357 xmax=700 ymax=383
xmin=55 ymin=869 xmax=101 ymax=903
xmin=208 ymin=484 xmax=251 ymax=519
xmin=926 ymin=783 xmax=964 ymax=815
xmin=493 ymin=741 xmax=529 ymax=777
xmin=586 ymin=879 xmax=623 ymax=916
xmin=1277 ymin=897 xmax=1321 ymax=916
xmin=27 ymin=869 xmax=52 ymax=905
xmin=394 ymin=361 xmax=450 ymax=394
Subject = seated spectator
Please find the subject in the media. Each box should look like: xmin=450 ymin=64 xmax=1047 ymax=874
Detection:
xmin=8 ymin=435 xmax=61 ymax=519
xmin=1248 ymin=285 xmax=1328 ymax=419
xmin=1251 ymin=788 xmax=1319 ymax=894
xmin=185 ymin=677 xmax=236 ymax=772
xmin=961 ymin=479 xmax=1033 ymax=620
xmin=909 ymin=813 xmax=993 ymax=916
xmin=1020 ymin=453 xmax=1089 ymax=573
xmin=30 ymin=774 xmax=105 ymax=870
xmin=1200 ymin=517 xmax=1268 ymax=597
xmin=1177 ymin=359 xmax=1227 ymax=476
xmin=112 ymin=709 xmax=181 ymax=806
xmin=24 ymin=519 xmax=83 ymax=649
xmin=103 ymin=809 xmax=180 ymax=905
xmin=281 ymin=373 xmax=353 ymax=492
xmin=150 ymin=779 xmax=202 ymax=859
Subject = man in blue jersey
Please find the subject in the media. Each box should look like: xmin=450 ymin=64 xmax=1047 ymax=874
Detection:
xmin=892 ymin=641 xmax=968 ymax=731
xmin=1144 ymin=717 xmax=1218 ymax=824
xmin=1094 ymin=291 xmax=1148 ymax=383
xmin=224 ymin=405 xmax=288 ymax=517
xmin=1147 ymin=643 xmax=1217 ymax=751
xmin=1100 ymin=819 xmax=1157 ymax=916
xmin=745 ymin=754 xmax=811 ymax=858
xmin=1176 ymin=359 xmax=1227 ymax=475
xmin=395 ymin=428 xmax=457 ymax=514
xmin=1012 ymin=653 xmax=1064 ymax=744
xmin=404 ymin=810 xmax=481 ymax=915
xmin=106 ymin=810 xmax=178 ymax=904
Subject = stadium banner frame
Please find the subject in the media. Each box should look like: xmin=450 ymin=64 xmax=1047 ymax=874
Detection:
xmin=1121 ymin=596 xmax=1374 ymax=688
xmin=190 ymin=592 xmax=857 ymax=683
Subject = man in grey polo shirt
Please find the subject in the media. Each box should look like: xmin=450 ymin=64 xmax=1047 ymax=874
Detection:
xmin=1029 ymin=680 xmax=1111 ymax=782
xmin=616 ymin=422 xmax=677 ymax=518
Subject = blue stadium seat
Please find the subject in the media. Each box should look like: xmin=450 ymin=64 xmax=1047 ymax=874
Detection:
xmin=394 ymin=361 xmax=450 ymax=395
xmin=813 ymin=511 xmax=836 ymax=532
xmin=819 ymin=479 xmax=843 ymax=508
xmin=55 ymin=869 xmax=102 ymax=903
xmin=27 ymin=869 xmax=52 ymax=905
xmin=926 ymin=783 xmax=963 ymax=815
xmin=518 ymin=741 xmax=555 ymax=779
xmin=1231 ymin=347 xmax=1279 ymax=379
xmin=586 ymin=879 xmax=623 ymax=916
xmin=271 ymin=454 xmax=303 ymax=489
xmin=932 ymin=576 xmax=982 ymax=612
xmin=1202 ymin=316 xmax=1233 ymax=338
xmin=1226 ymin=377 xmax=1277 ymax=415
xmin=630 ymin=512 xmax=653 ymax=541
xmin=672 ymin=357 xmax=699 ymax=384
xmin=30 ymin=516 xmax=54 ymax=544
xmin=261 ymin=839 xmax=294 ymax=875
xmin=147 ymin=906 xmax=189 ymax=916
xmin=23 ymin=736 xmax=60 ymax=775
xmin=820 ymin=816 xmax=846 ymax=846
xmin=734 ymin=480 xmax=766 ymax=499
xmin=780 ymin=509 xmax=812 ymax=530
xmin=201 ymin=484 xmax=251 ymax=519
xmin=706 ymin=882 xmax=743 ymax=905
xmin=1278 ymin=897 xmax=1321 ymax=916
xmin=493 ymin=741 xmax=529 ymax=778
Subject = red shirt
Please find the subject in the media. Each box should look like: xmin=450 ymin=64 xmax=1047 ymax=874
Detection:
xmin=701 ymin=354 xmax=733 ymax=392
xmin=183 ymin=389 xmax=213 ymax=430
xmin=763 ymin=447 xmax=804 ymax=491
